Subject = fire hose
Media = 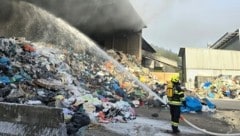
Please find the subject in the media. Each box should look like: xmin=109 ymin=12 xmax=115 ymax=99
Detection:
xmin=115 ymin=64 xmax=240 ymax=135
xmin=180 ymin=115 xmax=240 ymax=136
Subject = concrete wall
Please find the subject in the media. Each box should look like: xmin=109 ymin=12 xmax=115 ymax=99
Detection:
xmin=0 ymin=103 xmax=66 ymax=136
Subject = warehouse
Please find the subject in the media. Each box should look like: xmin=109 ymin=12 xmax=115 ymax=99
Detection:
xmin=179 ymin=47 xmax=240 ymax=88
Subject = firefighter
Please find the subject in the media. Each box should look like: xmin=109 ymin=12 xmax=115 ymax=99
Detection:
xmin=167 ymin=75 xmax=185 ymax=134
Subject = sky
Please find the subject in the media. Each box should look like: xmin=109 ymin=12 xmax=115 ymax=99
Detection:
xmin=129 ymin=0 xmax=240 ymax=53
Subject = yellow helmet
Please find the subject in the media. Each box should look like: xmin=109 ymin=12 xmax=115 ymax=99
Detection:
xmin=171 ymin=75 xmax=179 ymax=83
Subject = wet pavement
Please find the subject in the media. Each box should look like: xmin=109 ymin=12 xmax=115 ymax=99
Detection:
xmin=85 ymin=102 xmax=240 ymax=136
xmin=102 ymin=117 xmax=206 ymax=136
xmin=211 ymin=99 xmax=240 ymax=110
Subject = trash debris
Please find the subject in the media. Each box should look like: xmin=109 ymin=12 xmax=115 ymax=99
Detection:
xmin=0 ymin=37 xmax=161 ymax=135
xmin=191 ymin=75 xmax=240 ymax=100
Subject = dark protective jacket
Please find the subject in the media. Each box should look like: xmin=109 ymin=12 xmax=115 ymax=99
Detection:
xmin=168 ymin=82 xmax=185 ymax=106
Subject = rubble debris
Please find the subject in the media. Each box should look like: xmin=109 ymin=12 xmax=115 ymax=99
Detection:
xmin=106 ymin=49 xmax=217 ymax=113
xmin=0 ymin=37 xmax=221 ymax=136
xmin=191 ymin=75 xmax=240 ymax=100
xmin=0 ymin=37 xmax=157 ymax=135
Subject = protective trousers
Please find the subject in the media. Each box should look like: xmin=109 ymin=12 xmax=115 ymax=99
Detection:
xmin=170 ymin=104 xmax=181 ymax=133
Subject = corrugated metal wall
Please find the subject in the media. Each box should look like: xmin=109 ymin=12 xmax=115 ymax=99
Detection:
xmin=185 ymin=48 xmax=240 ymax=70
xmin=180 ymin=48 xmax=240 ymax=89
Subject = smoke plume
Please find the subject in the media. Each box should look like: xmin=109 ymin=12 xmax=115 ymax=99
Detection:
xmin=23 ymin=0 xmax=145 ymax=35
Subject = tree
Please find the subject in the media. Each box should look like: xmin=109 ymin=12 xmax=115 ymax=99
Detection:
xmin=152 ymin=45 xmax=180 ymax=63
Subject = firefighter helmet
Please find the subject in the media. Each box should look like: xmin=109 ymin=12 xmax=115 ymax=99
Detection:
xmin=171 ymin=75 xmax=179 ymax=83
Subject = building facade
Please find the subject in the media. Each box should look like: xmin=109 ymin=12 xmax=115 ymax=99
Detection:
xmin=179 ymin=47 xmax=240 ymax=88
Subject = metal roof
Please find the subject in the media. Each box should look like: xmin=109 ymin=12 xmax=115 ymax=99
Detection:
xmin=143 ymin=50 xmax=178 ymax=67
xmin=209 ymin=29 xmax=239 ymax=49
xmin=142 ymin=38 xmax=156 ymax=53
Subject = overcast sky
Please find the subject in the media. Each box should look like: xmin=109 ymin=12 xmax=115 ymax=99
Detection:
xmin=129 ymin=0 xmax=240 ymax=53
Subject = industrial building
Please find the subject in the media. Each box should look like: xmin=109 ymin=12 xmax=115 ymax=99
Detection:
xmin=180 ymin=28 xmax=240 ymax=88
xmin=179 ymin=47 xmax=240 ymax=88
xmin=209 ymin=29 xmax=240 ymax=50
xmin=25 ymin=0 xmax=146 ymax=61
xmin=142 ymin=38 xmax=178 ymax=72
xmin=1 ymin=0 xmax=169 ymax=68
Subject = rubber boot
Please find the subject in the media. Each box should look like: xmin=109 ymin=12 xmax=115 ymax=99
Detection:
xmin=172 ymin=126 xmax=180 ymax=134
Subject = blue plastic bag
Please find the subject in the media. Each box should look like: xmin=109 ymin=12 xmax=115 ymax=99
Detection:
xmin=203 ymin=98 xmax=216 ymax=109
xmin=0 ymin=76 xmax=10 ymax=84
xmin=0 ymin=57 xmax=10 ymax=65
xmin=185 ymin=96 xmax=202 ymax=112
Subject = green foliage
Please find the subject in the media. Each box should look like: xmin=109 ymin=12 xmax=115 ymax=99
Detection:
xmin=152 ymin=45 xmax=180 ymax=62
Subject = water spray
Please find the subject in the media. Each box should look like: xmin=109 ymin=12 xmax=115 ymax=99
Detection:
xmin=1 ymin=1 xmax=239 ymax=136
xmin=88 ymin=45 xmax=167 ymax=105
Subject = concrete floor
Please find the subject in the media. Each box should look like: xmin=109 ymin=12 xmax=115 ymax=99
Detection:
xmin=211 ymin=99 xmax=240 ymax=110
xmin=102 ymin=117 xmax=206 ymax=136
xmin=86 ymin=99 xmax=240 ymax=136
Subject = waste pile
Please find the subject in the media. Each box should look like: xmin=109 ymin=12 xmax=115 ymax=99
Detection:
xmin=0 ymin=37 xmax=218 ymax=135
xmin=106 ymin=49 xmax=217 ymax=112
xmin=106 ymin=49 xmax=158 ymax=86
xmin=106 ymin=49 xmax=169 ymax=104
xmin=193 ymin=75 xmax=240 ymax=100
xmin=0 ymin=37 xmax=153 ymax=134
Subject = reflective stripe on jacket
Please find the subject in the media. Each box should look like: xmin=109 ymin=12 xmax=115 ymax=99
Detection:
xmin=171 ymin=121 xmax=179 ymax=127
xmin=168 ymin=100 xmax=182 ymax=106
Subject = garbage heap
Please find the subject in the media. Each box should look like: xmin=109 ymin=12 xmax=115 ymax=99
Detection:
xmin=106 ymin=50 xmax=217 ymax=113
xmin=106 ymin=49 xmax=168 ymax=104
xmin=193 ymin=75 xmax=240 ymax=100
xmin=106 ymin=49 xmax=158 ymax=85
xmin=0 ymin=37 xmax=154 ymax=129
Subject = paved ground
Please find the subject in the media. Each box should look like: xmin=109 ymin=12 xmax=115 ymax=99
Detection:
xmin=102 ymin=117 xmax=205 ymax=136
xmin=211 ymin=99 xmax=240 ymax=110
xmin=86 ymin=99 xmax=240 ymax=136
